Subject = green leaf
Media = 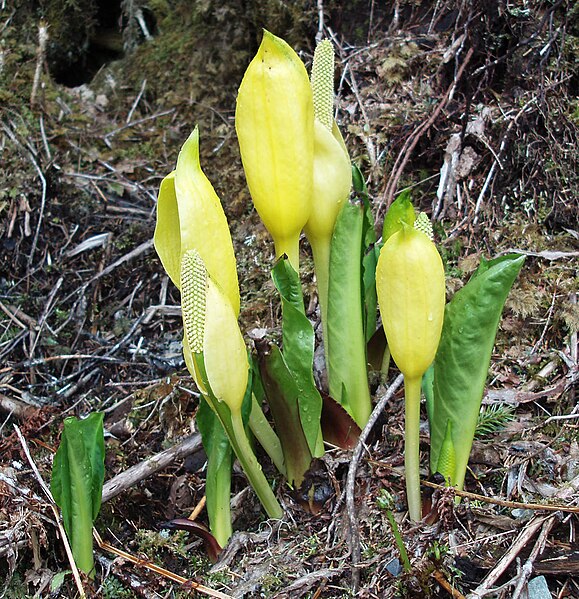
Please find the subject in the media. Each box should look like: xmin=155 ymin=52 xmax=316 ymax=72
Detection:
xmin=259 ymin=345 xmax=313 ymax=488
xmin=429 ymin=254 xmax=525 ymax=489
xmin=271 ymin=258 xmax=323 ymax=457
xmin=382 ymin=190 xmax=415 ymax=242
xmin=359 ymin=180 xmax=379 ymax=343
xmin=50 ymin=571 xmax=71 ymax=592
xmin=51 ymin=412 xmax=105 ymax=577
xmin=327 ymin=200 xmax=372 ymax=426
xmin=196 ymin=399 xmax=233 ymax=547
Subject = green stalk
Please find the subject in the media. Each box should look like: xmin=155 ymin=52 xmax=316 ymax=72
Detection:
xmin=248 ymin=395 xmax=287 ymax=476
xmin=230 ymin=410 xmax=283 ymax=519
xmin=404 ymin=376 xmax=422 ymax=521
xmin=310 ymin=235 xmax=331 ymax=365
xmin=67 ymin=447 xmax=95 ymax=577
xmin=196 ymin=355 xmax=283 ymax=520
xmin=385 ymin=507 xmax=411 ymax=572
xmin=274 ymin=236 xmax=300 ymax=272
xmin=205 ymin=443 xmax=233 ymax=547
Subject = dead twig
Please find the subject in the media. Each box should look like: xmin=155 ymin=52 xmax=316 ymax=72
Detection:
xmin=467 ymin=515 xmax=552 ymax=599
xmin=511 ymin=515 xmax=559 ymax=599
xmin=93 ymin=530 xmax=233 ymax=599
xmin=421 ymin=479 xmax=579 ymax=514
xmin=381 ymin=46 xmax=474 ymax=216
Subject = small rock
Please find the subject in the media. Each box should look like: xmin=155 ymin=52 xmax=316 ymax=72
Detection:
xmin=527 ymin=575 xmax=550 ymax=599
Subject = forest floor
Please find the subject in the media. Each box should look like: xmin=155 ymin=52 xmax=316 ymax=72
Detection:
xmin=1 ymin=1 xmax=578 ymax=597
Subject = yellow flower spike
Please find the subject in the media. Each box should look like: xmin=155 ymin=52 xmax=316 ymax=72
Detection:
xmin=235 ymin=30 xmax=314 ymax=271
xmin=181 ymin=252 xmax=282 ymax=520
xmin=376 ymin=224 xmax=445 ymax=521
xmin=181 ymin=250 xmax=248 ymax=413
xmin=305 ymin=39 xmax=352 ymax=357
xmin=311 ymin=39 xmax=334 ymax=131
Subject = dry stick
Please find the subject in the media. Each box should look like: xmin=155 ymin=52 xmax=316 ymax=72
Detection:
xmin=13 ymin=425 xmax=87 ymax=599
xmin=93 ymin=530 xmax=233 ymax=599
xmin=432 ymin=569 xmax=467 ymax=599
xmin=510 ymin=515 xmax=559 ymax=599
xmin=1 ymin=122 xmax=48 ymax=268
xmin=420 ymin=479 xmax=579 ymax=514
xmin=345 ymin=374 xmax=403 ymax=591
xmin=30 ymin=20 xmax=48 ymax=107
xmin=381 ymin=47 xmax=474 ymax=215
xmin=102 ymin=433 xmax=202 ymax=503
xmin=467 ymin=515 xmax=550 ymax=599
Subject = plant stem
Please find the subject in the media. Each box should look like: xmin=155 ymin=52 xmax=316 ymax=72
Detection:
xmin=404 ymin=376 xmax=423 ymax=522
xmin=248 ymin=395 xmax=286 ymax=476
xmin=274 ymin=236 xmax=300 ymax=272
xmin=230 ymin=410 xmax=283 ymax=519
xmin=310 ymin=236 xmax=331 ymax=366
xmin=385 ymin=509 xmax=411 ymax=572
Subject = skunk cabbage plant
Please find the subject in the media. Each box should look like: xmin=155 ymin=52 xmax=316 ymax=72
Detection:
xmin=376 ymin=218 xmax=446 ymax=521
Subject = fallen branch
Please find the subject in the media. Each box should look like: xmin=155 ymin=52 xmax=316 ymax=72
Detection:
xmin=102 ymin=433 xmax=202 ymax=503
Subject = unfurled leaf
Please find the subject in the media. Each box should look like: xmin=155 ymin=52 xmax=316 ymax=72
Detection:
xmin=327 ymin=200 xmax=372 ymax=426
xmin=51 ymin=412 xmax=105 ymax=577
xmin=429 ymin=254 xmax=525 ymax=490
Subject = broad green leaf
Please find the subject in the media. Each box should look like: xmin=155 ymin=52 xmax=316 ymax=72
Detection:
xmin=271 ymin=258 xmax=323 ymax=457
xmin=51 ymin=412 xmax=105 ymax=577
xmin=429 ymin=254 xmax=525 ymax=489
xmin=197 ymin=398 xmax=233 ymax=547
xmin=327 ymin=200 xmax=372 ymax=426
xmin=382 ymin=190 xmax=415 ymax=242
xmin=259 ymin=345 xmax=313 ymax=488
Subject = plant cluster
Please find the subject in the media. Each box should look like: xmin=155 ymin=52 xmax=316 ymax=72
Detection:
xmin=50 ymin=31 xmax=524 ymax=576
xmin=152 ymin=31 xmax=524 ymax=544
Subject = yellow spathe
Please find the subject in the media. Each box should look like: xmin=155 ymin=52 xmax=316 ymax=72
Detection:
xmin=305 ymin=120 xmax=351 ymax=243
xmin=376 ymin=226 xmax=445 ymax=380
xmin=174 ymin=127 xmax=240 ymax=316
xmin=235 ymin=30 xmax=313 ymax=269
xmin=202 ymin=279 xmax=248 ymax=413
